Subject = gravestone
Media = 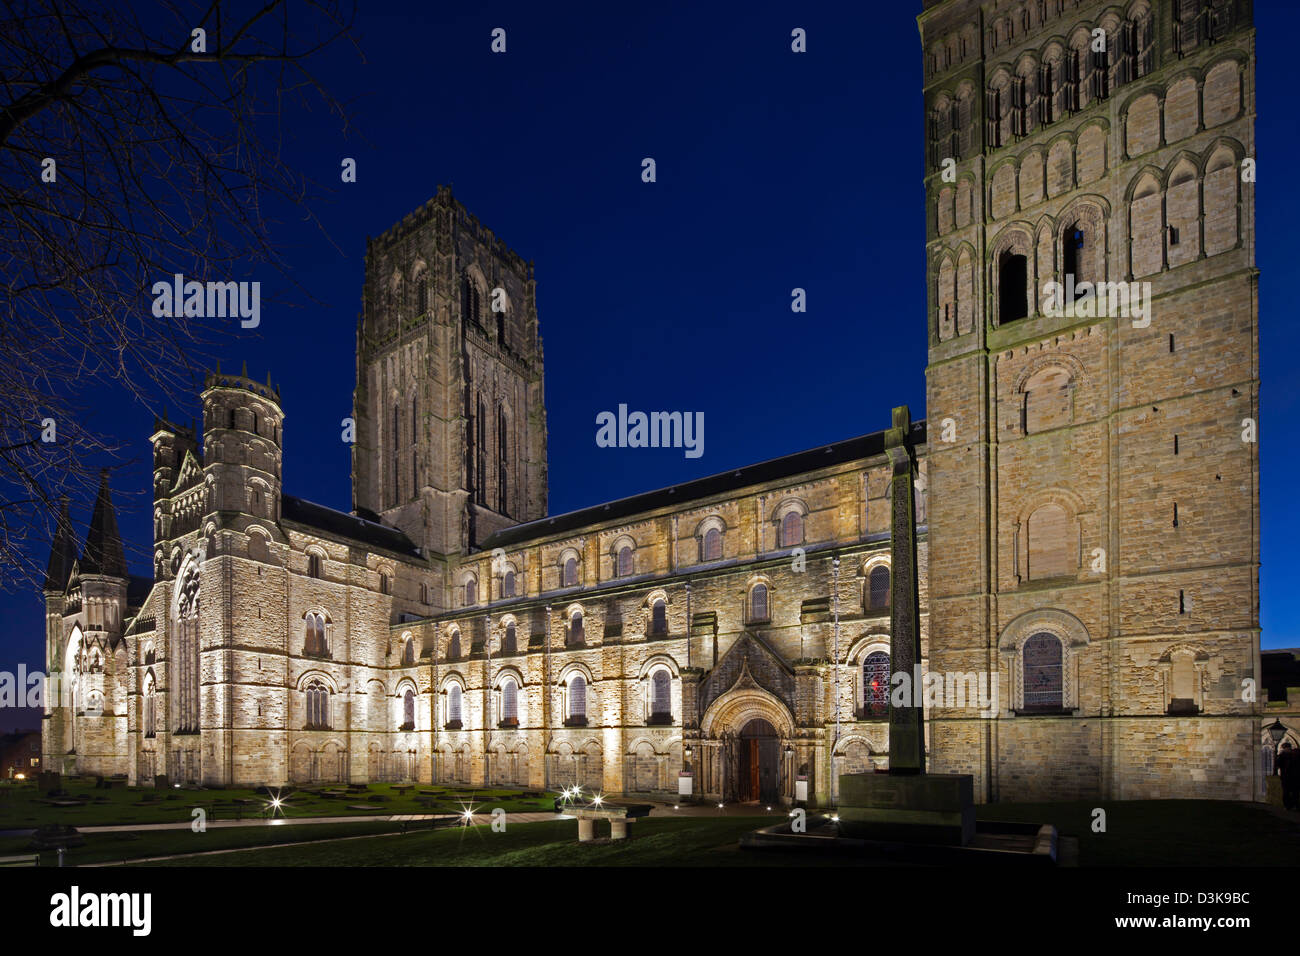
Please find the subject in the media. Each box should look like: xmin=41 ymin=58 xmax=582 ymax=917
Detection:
xmin=837 ymin=406 xmax=975 ymax=846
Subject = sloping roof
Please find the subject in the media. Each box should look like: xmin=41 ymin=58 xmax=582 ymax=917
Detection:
xmin=80 ymin=470 xmax=127 ymax=577
xmin=481 ymin=420 xmax=926 ymax=551
xmin=281 ymin=495 xmax=423 ymax=559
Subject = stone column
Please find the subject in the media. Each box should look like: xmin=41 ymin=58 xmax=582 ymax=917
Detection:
xmin=577 ymin=817 xmax=594 ymax=842
xmin=610 ymin=818 xmax=629 ymax=840
xmin=885 ymin=405 xmax=925 ymax=775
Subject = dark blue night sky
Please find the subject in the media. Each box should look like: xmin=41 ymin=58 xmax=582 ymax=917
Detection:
xmin=2 ymin=0 xmax=1296 ymax=729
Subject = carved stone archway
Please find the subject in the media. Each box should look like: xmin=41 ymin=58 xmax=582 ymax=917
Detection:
xmin=700 ymin=686 xmax=796 ymax=804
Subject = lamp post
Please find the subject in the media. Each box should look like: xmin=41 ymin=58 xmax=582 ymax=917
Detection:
xmin=1268 ymin=718 xmax=1288 ymax=770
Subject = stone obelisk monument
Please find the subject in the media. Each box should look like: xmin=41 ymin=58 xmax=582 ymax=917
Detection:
xmin=837 ymin=405 xmax=974 ymax=846
xmin=884 ymin=405 xmax=924 ymax=775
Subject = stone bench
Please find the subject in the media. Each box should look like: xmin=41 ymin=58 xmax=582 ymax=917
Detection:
xmin=570 ymin=804 xmax=653 ymax=842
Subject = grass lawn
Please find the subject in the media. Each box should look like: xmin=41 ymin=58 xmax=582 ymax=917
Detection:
xmin=0 ymin=818 xmax=444 ymax=866
xmin=141 ymin=799 xmax=1300 ymax=867
xmin=142 ymin=816 xmax=809 ymax=867
xmin=0 ymin=778 xmax=554 ymax=829
xmin=975 ymin=799 xmax=1300 ymax=866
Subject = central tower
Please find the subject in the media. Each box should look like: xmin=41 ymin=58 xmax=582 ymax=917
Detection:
xmin=353 ymin=187 xmax=548 ymax=559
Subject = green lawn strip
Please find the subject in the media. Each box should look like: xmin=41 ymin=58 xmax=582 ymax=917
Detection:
xmin=12 ymin=819 xmax=444 ymax=866
xmin=975 ymin=799 xmax=1300 ymax=865
xmin=143 ymin=817 xmax=820 ymax=867
xmin=0 ymin=781 xmax=553 ymax=828
xmin=144 ymin=801 xmax=1300 ymax=867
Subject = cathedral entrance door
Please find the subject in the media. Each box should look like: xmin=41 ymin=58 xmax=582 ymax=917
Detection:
xmin=738 ymin=719 xmax=779 ymax=804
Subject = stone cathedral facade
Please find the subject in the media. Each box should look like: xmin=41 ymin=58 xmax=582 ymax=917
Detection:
xmin=42 ymin=0 xmax=1261 ymax=804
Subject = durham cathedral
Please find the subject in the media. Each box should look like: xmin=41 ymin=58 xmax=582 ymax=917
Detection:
xmin=41 ymin=0 xmax=1262 ymax=805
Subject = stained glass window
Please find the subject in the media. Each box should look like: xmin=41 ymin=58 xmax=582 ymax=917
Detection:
xmin=751 ymin=584 xmax=769 ymax=621
xmin=448 ymin=684 xmax=462 ymax=723
xmin=503 ymin=680 xmax=518 ymax=721
xmin=618 ymin=546 xmax=634 ymax=577
xmin=403 ymin=689 xmax=415 ymax=729
xmin=651 ymin=599 xmax=667 ymax=635
xmin=1023 ymin=632 xmax=1063 ymax=710
xmin=503 ymin=623 xmax=517 ymax=654
xmin=864 ymin=651 xmax=891 ymax=717
xmin=563 ymin=556 xmax=578 ymax=587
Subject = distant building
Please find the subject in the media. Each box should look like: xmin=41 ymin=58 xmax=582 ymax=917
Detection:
xmin=1262 ymin=649 xmax=1300 ymax=776
xmin=1 ymin=730 xmax=41 ymax=779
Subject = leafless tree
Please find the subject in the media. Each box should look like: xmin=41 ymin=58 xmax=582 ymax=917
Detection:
xmin=0 ymin=0 xmax=357 ymax=589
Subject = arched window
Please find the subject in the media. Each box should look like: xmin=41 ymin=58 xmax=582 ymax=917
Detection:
xmin=1170 ymin=653 xmax=1198 ymax=715
xmin=144 ymin=674 xmax=157 ymax=738
xmin=998 ymin=251 xmax=1028 ymax=322
xmin=379 ymin=571 xmax=391 ymax=595
xmin=306 ymin=681 xmax=330 ymax=729
xmin=563 ymin=556 xmax=579 ymax=587
xmin=447 ymin=684 xmax=463 ymax=726
xmin=503 ymin=570 xmax=516 ymax=598
xmin=651 ymin=598 xmax=667 ymax=635
xmin=780 ymin=511 xmax=804 ymax=548
xmin=1022 ymin=632 xmax=1063 ymax=711
xmin=308 ymin=552 xmax=323 ymax=579
xmin=447 ymin=630 xmax=461 ymax=660
xmin=568 ymin=675 xmax=587 ymax=723
xmin=750 ymin=584 xmax=769 ymax=623
xmin=402 ymin=638 xmax=415 ymax=666
xmin=503 ymin=623 xmax=517 ymax=654
xmin=173 ymin=561 xmax=200 ymax=734
xmin=392 ymin=404 xmax=400 ymax=504
xmin=464 ymin=576 xmax=477 ymax=606
xmin=501 ymin=679 xmax=518 ymax=725
xmin=402 ymin=689 xmax=416 ymax=730
xmin=569 ymin=610 xmax=584 ymax=645
xmin=416 ymin=279 xmax=428 ymax=316
xmin=305 ymin=612 xmax=329 ymax=657
xmin=702 ymin=527 xmax=722 ymax=562
xmin=461 ymin=273 xmax=480 ymax=324
xmin=497 ymin=405 xmax=509 ymax=515
xmin=1062 ymin=222 xmax=1087 ymax=291
xmin=863 ymin=651 xmax=891 ymax=717
xmin=650 ymin=670 xmax=672 ymax=721
xmin=1022 ymin=367 xmax=1073 ymax=434
xmin=420 ymin=582 xmax=430 ymax=605
xmin=617 ymin=545 xmax=634 ymax=577
xmin=868 ymin=565 xmax=891 ymax=610
xmin=1025 ymin=503 xmax=1074 ymax=580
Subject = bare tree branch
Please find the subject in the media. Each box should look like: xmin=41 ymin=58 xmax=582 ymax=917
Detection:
xmin=0 ymin=0 xmax=359 ymax=590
